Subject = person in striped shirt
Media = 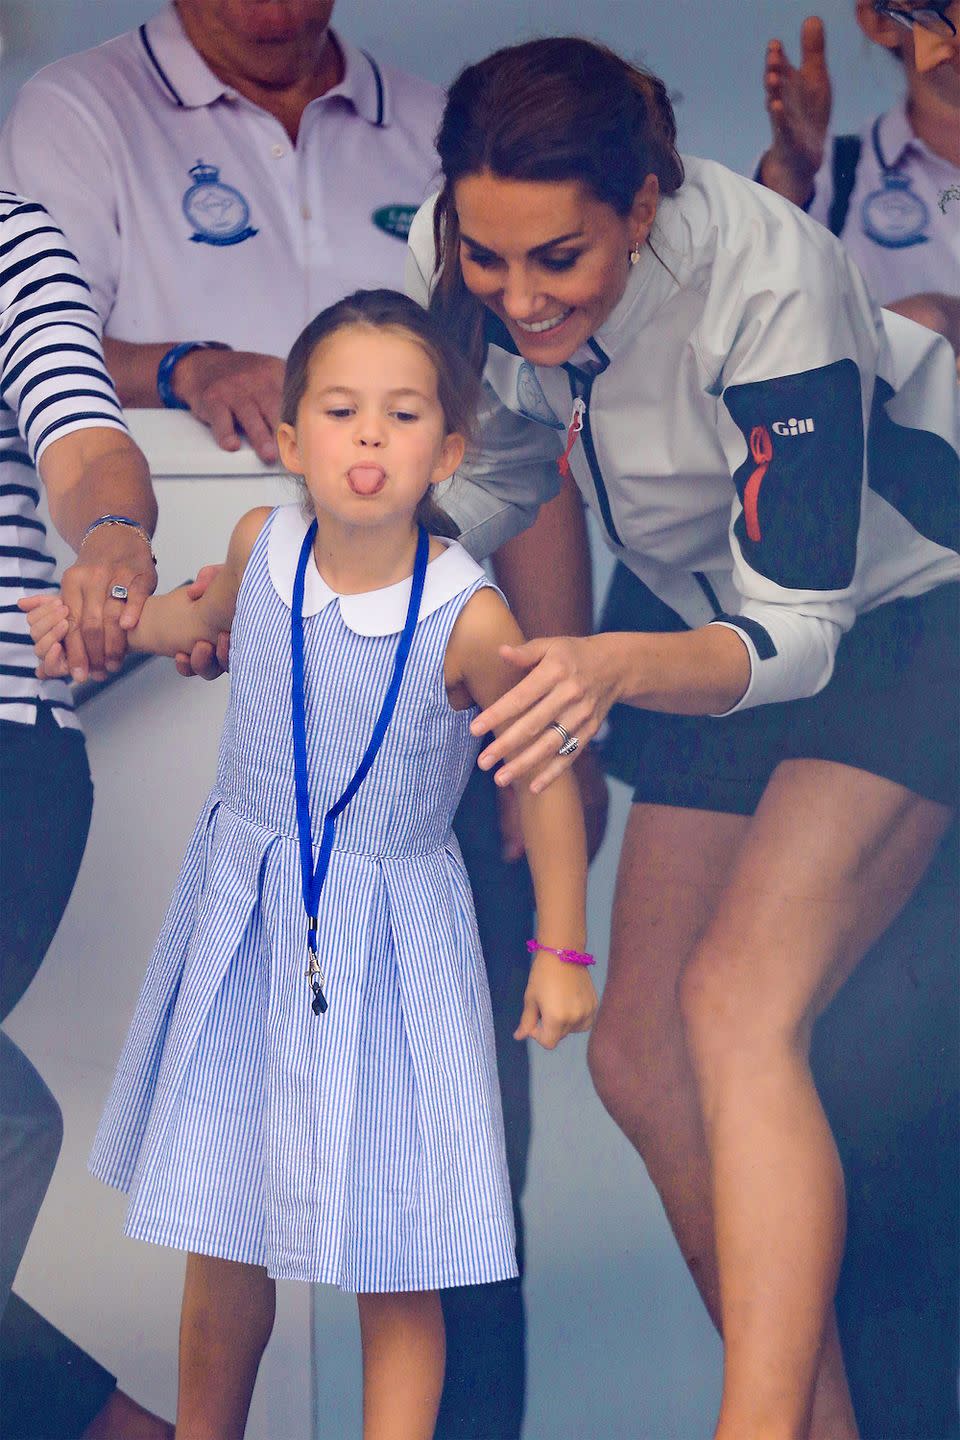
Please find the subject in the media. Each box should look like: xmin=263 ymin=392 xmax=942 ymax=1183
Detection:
xmin=0 ymin=191 xmax=171 ymax=1440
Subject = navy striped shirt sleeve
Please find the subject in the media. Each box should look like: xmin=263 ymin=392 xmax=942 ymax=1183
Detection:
xmin=0 ymin=192 xmax=127 ymax=466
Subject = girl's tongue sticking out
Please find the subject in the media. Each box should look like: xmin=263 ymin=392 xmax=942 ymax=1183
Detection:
xmin=348 ymin=464 xmax=386 ymax=496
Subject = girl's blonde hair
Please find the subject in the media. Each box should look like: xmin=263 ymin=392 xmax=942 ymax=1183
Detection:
xmin=281 ymin=289 xmax=481 ymax=537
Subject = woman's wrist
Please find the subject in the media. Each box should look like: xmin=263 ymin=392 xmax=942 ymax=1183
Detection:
xmin=591 ymin=629 xmax=630 ymax=708
xmin=602 ymin=624 xmax=750 ymax=717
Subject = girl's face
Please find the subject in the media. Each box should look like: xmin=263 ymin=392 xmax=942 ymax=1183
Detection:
xmin=454 ymin=170 xmax=658 ymax=366
xmin=277 ymin=326 xmax=464 ymax=532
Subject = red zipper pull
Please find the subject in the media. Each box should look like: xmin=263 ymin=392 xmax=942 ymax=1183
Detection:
xmin=744 ymin=425 xmax=773 ymax=543
xmin=557 ymin=397 xmax=586 ymax=478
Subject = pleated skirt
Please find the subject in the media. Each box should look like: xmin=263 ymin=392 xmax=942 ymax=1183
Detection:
xmin=90 ymin=795 xmax=518 ymax=1292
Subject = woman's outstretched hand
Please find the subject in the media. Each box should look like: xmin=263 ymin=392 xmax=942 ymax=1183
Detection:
xmin=471 ymin=634 xmax=621 ymax=794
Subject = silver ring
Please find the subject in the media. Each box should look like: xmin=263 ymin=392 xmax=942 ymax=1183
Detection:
xmin=109 ymin=584 xmax=129 ymax=602
xmin=549 ymin=721 xmax=580 ymax=758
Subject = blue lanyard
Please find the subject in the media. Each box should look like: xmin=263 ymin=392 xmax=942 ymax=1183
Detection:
xmin=871 ymin=117 xmax=899 ymax=180
xmin=291 ymin=520 xmax=429 ymax=1015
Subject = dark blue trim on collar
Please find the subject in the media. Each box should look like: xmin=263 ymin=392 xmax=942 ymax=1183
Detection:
xmin=871 ymin=115 xmax=898 ymax=178
xmin=139 ymin=23 xmax=185 ymax=107
xmin=588 ymin=337 xmax=610 ymax=370
xmin=483 ymin=310 xmax=520 ymax=355
xmin=361 ymin=51 xmax=385 ymax=127
xmin=563 ymin=338 xmax=610 ymax=384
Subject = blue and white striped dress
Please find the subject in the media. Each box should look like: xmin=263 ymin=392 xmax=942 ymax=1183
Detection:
xmin=90 ymin=505 xmax=518 ymax=1292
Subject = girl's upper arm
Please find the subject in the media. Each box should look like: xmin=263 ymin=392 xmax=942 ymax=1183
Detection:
xmin=207 ymin=505 xmax=274 ymax=631
xmin=226 ymin=506 xmax=274 ymax=581
xmin=447 ymin=586 xmax=526 ymax=715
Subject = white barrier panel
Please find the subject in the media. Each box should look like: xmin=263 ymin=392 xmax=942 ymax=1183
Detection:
xmin=9 ymin=414 xmax=311 ymax=1440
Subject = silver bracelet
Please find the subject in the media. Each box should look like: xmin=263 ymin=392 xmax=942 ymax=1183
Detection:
xmin=79 ymin=514 xmax=157 ymax=565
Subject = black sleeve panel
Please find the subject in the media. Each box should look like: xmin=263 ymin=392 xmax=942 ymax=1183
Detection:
xmin=722 ymin=358 xmax=864 ymax=591
xmin=867 ymin=377 xmax=959 ymax=556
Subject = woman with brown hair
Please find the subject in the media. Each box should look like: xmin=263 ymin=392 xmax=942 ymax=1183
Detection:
xmin=407 ymin=36 xmax=959 ymax=1440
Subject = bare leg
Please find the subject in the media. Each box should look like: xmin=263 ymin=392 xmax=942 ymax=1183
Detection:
xmin=679 ymin=762 xmax=952 ymax=1440
xmin=175 ymin=1253 xmax=275 ymax=1440
xmin=588 ymin=802 xmax=745 ymax=1315
xmin=588 ymin=801 xmax=855 ymax=1438
xmin=82 ymin=1391 xmax=174 ymax=1439
xmin=357 ymin=1290 xmax=445 ymax=1440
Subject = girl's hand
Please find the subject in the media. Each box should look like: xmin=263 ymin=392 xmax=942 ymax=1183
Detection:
xmin=471 ymin=634 xmax=621 ymax=794
xmin=18 ymin=593 xmax=72 ymax=678
xmin=173 ymin=566 xmax=231 ymax=679
xmin=514 ymin=950 xmax=598 ymax=1051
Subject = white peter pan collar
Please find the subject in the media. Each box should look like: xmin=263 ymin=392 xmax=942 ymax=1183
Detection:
xmin=267 ymin=504 xmax=486 ymax=636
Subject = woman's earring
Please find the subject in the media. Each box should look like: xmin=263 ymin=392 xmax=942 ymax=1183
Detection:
xmin=630 ymin=239 xmax=643 ymax=266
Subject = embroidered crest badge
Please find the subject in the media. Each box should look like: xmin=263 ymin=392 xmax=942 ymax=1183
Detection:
xmin=861 ymin=175 xmax=929 ymax=249
xmin=182 ymin=162 xmax=258 ymax=246
xmin=371 ymin=204 xmax=419 ymax=240
xmin=516 ymin=361 xmax=564 ymax=428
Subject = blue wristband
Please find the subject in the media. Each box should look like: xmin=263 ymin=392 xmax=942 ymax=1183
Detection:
xmin=156 ymin=341 xmax=229 ymax=410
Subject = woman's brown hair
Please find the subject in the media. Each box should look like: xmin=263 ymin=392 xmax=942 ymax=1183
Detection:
xmin=430 ymin=37 xmax=685 ymax=369
xmin=281 ymin=289 xmax=480 ymax=538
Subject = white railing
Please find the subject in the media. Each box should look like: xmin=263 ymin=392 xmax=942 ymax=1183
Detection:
xmin=11 ymin=414 xmax=311 ymax=1440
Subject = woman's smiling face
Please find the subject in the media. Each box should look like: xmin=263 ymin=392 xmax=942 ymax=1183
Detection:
xmin=454 ymin=169 xmax=658 ymax=366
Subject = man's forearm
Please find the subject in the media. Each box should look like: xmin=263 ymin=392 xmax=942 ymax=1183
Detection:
xmin=884 ymin=293 xmax=960 ymax=355
xmin=39 ymin=429 xmax=157 ymax=553
xmin=757 ymin=149 xmax=817 ymax=207
xmin=103 ymin=336 xmax=175 ymax=408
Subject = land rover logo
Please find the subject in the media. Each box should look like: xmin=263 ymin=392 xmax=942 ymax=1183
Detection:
xmin=372 ymin=204 xmax=418 ymax=240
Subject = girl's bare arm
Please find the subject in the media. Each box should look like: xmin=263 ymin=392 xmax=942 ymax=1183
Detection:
xmin=447 ymin=587 xmax=595 ymax=1049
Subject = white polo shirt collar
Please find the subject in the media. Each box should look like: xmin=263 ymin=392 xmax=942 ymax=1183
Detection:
xmin=141 ymin=4 xmax=390 ymax=125
xmin=874 ymin=98 xmax=929 ymax=172
xmin=875 ymin=99 xmax=913 ymax=169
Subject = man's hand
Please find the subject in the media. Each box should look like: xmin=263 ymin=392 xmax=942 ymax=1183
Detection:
xmin=761 ymin=16 xmax=832 ymax=206
xmin=173 ymin=349 xmax=286 ymax=464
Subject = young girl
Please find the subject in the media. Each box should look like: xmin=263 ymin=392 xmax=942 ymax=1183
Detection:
xmin=23 ymin=289 xmax=596 ymax=1440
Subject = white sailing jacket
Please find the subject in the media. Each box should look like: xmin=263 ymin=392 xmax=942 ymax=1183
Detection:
xmin=406 ymin=156 xmax=959 ymax=712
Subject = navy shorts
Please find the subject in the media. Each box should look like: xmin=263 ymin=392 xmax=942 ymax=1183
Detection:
xmin=599 ymin=568 xmax=959 ymax=816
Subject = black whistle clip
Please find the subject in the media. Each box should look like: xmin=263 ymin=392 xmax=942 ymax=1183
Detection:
xmin=306 ymin=919 xmax=327 ymax=1016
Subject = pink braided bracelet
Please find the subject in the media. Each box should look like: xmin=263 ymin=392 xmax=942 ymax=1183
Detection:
xmin=526 ymin=939 xmax=595 ymax=967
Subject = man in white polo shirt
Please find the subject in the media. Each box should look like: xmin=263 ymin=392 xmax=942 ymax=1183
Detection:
xmin=0 ymin=0 xmax=444 ymax=464
xmin=1 ymin=5 xmax=588 ymax=1435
